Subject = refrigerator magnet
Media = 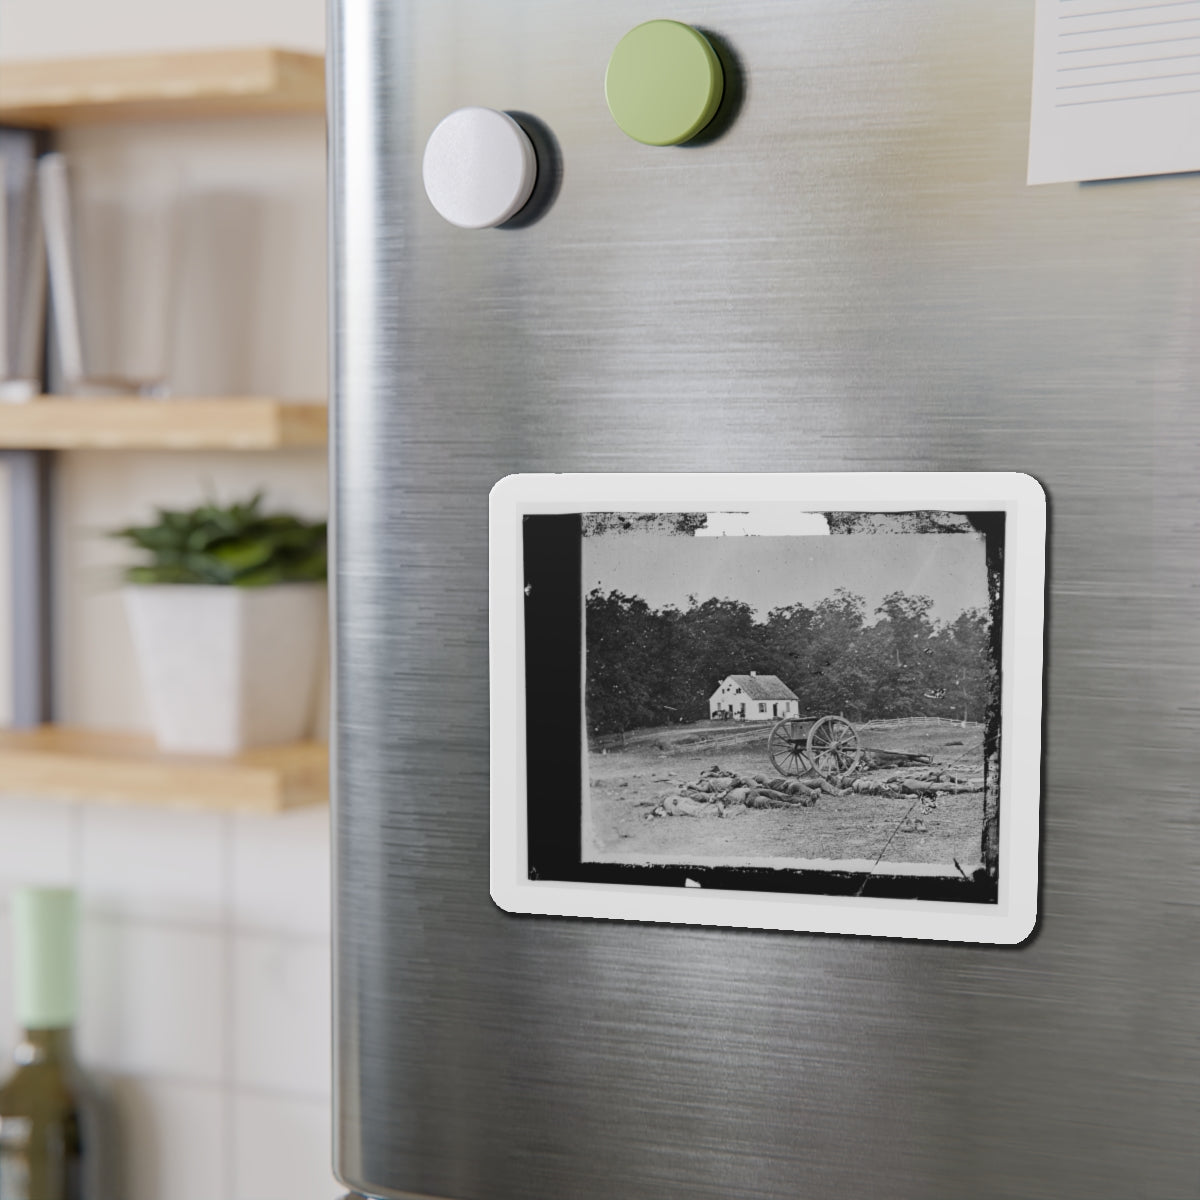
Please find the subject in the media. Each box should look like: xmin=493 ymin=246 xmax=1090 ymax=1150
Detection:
xmin=489 ymin=472 xmax=1046 ymax=945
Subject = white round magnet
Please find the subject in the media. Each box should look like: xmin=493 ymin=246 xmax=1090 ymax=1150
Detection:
xmin=422 ymin=107 xmax=538 ymax=229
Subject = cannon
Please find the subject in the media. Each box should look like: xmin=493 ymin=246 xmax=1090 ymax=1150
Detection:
xmin=767 ymin=715 xmax=862 ymax=778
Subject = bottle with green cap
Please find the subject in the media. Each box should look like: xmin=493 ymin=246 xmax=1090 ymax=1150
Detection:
xmin=0 ymin=888 xmax=93 ymax=1200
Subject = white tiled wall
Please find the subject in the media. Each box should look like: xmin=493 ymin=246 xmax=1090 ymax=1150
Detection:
xmin=0 ymin=799 xmax=337 ymax=1200
xmin=232 ymin=1093 xmax=337 ymax=1200
xmin=107 ymin=1078 xmax=227 ymax=1200
xmin=0 ymin=0 xmax=323 ymax=60
xmin=0 ymin=0 xmax=340 ymax=1193
xmin=0 ymin=0 xmax=341 ymax=1192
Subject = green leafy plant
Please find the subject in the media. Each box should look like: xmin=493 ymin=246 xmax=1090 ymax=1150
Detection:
xmin=112 ymin=494 xmax=327 ymax=587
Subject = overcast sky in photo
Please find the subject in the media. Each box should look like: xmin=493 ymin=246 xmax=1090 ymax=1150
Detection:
xmin=584 ymin=530 xmax=989 ymax=624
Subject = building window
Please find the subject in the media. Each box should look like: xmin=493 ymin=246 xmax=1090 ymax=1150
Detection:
xmin=759 ymin=703 xmax=767 ymax=713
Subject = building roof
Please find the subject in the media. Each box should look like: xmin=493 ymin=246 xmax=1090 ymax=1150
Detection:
xmin=721 ymin=674 xmax=799 ymax=702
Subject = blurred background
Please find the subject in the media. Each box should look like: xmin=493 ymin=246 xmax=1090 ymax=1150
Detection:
xmin=0 ymin=0 xmax=335 ymax=1197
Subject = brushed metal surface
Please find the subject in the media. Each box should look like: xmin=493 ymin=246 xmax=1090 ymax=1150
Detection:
xmin=330 ymin=2 xmax=1200 ymax=1197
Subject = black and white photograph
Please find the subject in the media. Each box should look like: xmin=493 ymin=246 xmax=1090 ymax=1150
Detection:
xmin=491 ymin=472 xmax=1045 ymax=941
xmin=581 ymin=509 xmax=999 ymax=887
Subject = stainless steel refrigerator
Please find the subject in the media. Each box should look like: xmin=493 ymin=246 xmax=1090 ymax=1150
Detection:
xmin=328 ymin=2 xmax=1200 ymax=1197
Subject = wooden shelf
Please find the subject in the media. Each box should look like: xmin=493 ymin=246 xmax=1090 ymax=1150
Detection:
xmin=0 ymin=48 xmax=325 ymax=127
xmin=0 ymin=397 xmax=327 ymax=450
xmin=0 ymin=726 xmax=327 ymax=813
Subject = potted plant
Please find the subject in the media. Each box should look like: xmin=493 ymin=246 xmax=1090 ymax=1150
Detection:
xmin=113 ymin=494 xmax=327 ymax=755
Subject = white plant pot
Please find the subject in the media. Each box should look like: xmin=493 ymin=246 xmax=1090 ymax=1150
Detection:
xmin=124 ymin=583 xmax=326 ymax=756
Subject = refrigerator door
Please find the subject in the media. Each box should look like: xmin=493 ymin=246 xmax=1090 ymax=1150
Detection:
xmin=329 ymin=2 xmax=1200 ymax=1198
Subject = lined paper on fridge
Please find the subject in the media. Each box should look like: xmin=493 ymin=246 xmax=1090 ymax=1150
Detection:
xmin=1028 ymin=0 xmax=1200 ymax=183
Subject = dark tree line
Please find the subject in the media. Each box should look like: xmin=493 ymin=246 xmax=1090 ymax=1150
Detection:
xmin=586 ymin=587 xmax=992 ymax=735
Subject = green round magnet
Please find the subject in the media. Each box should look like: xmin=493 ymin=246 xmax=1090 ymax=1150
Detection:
xmin=605 ymin=20 xmax=724 ymax=146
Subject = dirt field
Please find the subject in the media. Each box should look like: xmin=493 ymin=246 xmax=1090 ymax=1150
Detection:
xmin=586 ymin=718 xmax=986 ymax=873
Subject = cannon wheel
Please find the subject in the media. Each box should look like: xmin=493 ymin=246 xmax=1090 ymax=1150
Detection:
xmin=807 ymin=715 xmax=862 ymax=777
xmin=767 ymin=719 xmax=815 ymax=777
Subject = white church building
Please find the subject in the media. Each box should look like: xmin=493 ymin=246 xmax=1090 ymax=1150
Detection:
xmin=708 ymin=673 xmax=800 ymax=722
